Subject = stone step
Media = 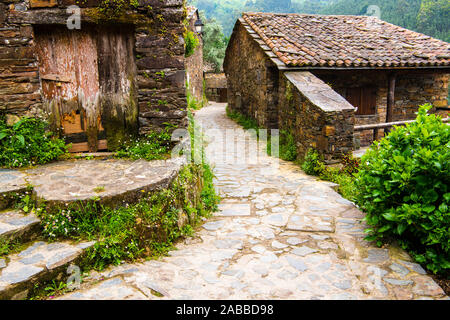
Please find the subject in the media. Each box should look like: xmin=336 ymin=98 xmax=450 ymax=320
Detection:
xmin=25 ymin=158 xmax=186 ymax=209
xmin=0 ymin=240 xmax=95 ymax=300
xmin=0 ymin=170 xmax=29 ymax=211
xmin=0 ymin=209 xmax=41 ymax=243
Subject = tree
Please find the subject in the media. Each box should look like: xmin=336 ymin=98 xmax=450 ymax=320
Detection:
xmin=417 ymin=0 xmax=450 ymax=42
xmin=201 ymin=12 xmax=229 ymax=73
xmin=244 ymin=0 xmax=293 ymax=13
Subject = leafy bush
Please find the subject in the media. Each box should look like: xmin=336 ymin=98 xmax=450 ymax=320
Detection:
xmin=301 ymin=149 xmax=323 ymax=175
xmin=0 ymin=116 xmax=68 ymax=168
xmin=200 ymin=163 xmax=220 ymax=212
xmin=184 ymin=30 xmax=200 ymax=58
xmin=279 ymin=130 xmax=297 ymax=161
xmin=300 ymin=149 xmax=359 ymax=201
xmin=115 ymin=128 xmax=172 ymax=161
xmin=355 ymin=105 xmax=450 ymax=275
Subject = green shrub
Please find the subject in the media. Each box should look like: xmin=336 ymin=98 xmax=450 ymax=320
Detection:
xmin=200 ymin=163 xmax=220 ymax=212
xmin=115 ymin=128 xmax=172 ymax=161
xmin=300 ymin=149 xmax=359 ymax=202
xmin=0 ymin=116 xmax=68 ymax=168
xmin=355 ymin=104 xmax=450 ymax=275
xmin=184 ymin=30 xmax=199 ymax=58
xmin=279 ymin=130 xmax=297 ymax=161
xmin=301 ymin=148 xmax=323 ymax=175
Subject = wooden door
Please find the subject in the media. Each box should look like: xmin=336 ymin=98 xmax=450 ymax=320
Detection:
xmin=219 ymin=88 xmax=228 ymax=103
xmin=346 ymin=87 xmax=377 ymax=116
xmin=34 ymin=26 xmax=107 ymax=153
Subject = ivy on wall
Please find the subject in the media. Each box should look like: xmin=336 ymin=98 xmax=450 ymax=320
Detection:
xmin=184 ymin=30 xmax=200 ymax=57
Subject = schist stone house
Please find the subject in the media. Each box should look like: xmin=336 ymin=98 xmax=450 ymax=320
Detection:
xmin=224 ymin=13 xmax=450 ymax=162
xmin=0 ymin=0 xmax=195 ymax=152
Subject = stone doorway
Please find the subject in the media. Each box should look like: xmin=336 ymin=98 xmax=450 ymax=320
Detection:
xmin=34 ymin=24 xmax=138 ymax=153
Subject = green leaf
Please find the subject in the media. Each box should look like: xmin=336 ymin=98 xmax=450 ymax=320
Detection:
xmin=382 ymin=212 xmax=396 ymax=221
xmin=16 ymin=135 xmax=25 ymax=146
xmin=423 ymin=205 xmax=435 ymax=214
xmin=397 ymin=224 xmax=407 ymax=235
xmin=0 ymin=132 xmax=7 ymax=140
xmin=364 ymin=235 xmax=378 ymax=242
xmin=378 ymin=225 xmax=391 ymax=233
xmin=13 ymin=121 xmax=21 ymax=130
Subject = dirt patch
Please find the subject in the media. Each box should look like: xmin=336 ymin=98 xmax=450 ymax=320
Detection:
xmin=432 ymin=275 xmax=450 ymax=296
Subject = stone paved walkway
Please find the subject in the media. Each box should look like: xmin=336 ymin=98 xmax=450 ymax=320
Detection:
xmin=56 ymin=102 xmax=447 ymax=300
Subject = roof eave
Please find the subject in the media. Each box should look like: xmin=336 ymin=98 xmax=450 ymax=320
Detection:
xmin=278 ymin=65 xmax=450 ymax=71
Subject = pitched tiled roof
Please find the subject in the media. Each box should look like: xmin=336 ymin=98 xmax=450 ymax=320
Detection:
xmin=241 ymin=12 xmax=450 ymax=69
xmin=186 ymin=6 xmax=198 ymax=20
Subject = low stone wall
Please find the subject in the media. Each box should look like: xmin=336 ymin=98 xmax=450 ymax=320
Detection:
xmin=278 ymin=72 xmax=355 ymax=163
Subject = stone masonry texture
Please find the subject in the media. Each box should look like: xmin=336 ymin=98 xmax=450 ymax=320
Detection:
xmin=224 ymin=14 xmax=449 ymax=158
xmin=185 ymin=6 xmax=203 ymax=102
xmin=0 ymin=0 xmax=189 ymax=141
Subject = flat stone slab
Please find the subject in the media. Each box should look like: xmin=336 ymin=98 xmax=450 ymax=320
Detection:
xmin=202 ymin=220 xmax=226 ymax=231
xmin=363 ymin=249 xmax=390 ymax=264
xmin=217 ymin=203 xmax=251 ymax=217
xmin=292 ymin=246 xmax=319 ymax=257
xmin=287 ymin=214 xmax=334 ymax=233
xmin=0 ymin=170 xmax=28 ymax=210
xmin=0 ymin=262 xmax=44 ymax=284
xmin=0 ymin=240 xmax=95 ymax=299
xmin=25 ymin=158 xmax=185 ymax=204
xmin=0 ymin=170 xmax=28 ymax=194
xmin=57 ymin=277 xmax=147 ymax=300
xmin=0 ymin=210 xmax=40 ymax=241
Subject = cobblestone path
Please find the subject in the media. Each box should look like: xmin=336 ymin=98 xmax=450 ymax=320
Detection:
xmin=58 ymin=103 xmax=447 ymax=300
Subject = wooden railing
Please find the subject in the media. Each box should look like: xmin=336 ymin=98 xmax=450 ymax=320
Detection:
xmin=354 ymin=117 xmax=450 ymax=141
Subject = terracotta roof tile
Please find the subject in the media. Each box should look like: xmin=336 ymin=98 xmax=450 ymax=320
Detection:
xmin=241 ymin=12 xmax=450 ymax=68
xmin=186 ymin=6 xmax=198 ymax=20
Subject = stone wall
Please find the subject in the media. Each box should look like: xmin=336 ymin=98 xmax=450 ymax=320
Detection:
xmin=224 ymin=19 xmax=279 ymax=129
xmin=0 ymin=0 xmax=188 ymax=146
xmin=314 ymin=70 xmax=449 ymax=146
xmin=395 ymin=73 xmax=449 ymax=120
xmin=205 ymin=72 xmax=227 ymax=102
xmin=185 ymin=10 xmax=203 ymax=102
xmin=0 ymin=0 xmax=42 ymax=118
xmin=278 ymin=72 xmax=355 ymax=163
